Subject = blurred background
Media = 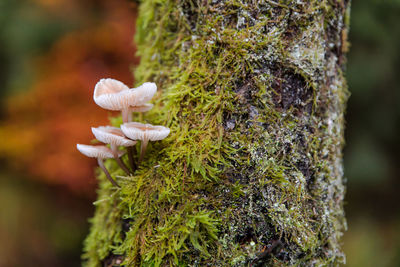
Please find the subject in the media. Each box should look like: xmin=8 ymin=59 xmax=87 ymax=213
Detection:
xmin=0 ymin=0 xmax=137 ymax=266
xmin=0 ymin=0 xmax=398 ymax=266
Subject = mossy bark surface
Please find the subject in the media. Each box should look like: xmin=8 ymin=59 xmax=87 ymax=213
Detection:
xmin=83 ymin=0 xmax=350 ymax=266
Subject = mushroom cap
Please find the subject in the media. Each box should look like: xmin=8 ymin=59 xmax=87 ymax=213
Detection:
xmin=93 ymin=79 xmax=157 ymax=111
xmin=121 ymin=122 xmax=170 ymax=141
xmin=77 ymin=144 xmax=124 ymax=158
xmin=93 ymin=78 xmax=129 ymax=110
xmin=129 ymin=103 xmax=154 ymax=113
xmin=127 ymin=82 xmax=157 ymax=106
xmin=92 ymin=126 xmax=137 ymax=147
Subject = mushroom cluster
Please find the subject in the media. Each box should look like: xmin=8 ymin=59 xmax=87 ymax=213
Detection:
xmin=77 ymin=78 xmax=170 ymax=187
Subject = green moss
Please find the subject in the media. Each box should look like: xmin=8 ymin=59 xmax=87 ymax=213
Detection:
xmin=83 ymin=0 xmax=350 ymax=266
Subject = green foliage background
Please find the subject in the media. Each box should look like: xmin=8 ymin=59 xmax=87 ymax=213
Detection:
xmin=343 ymin=0 xmax=400 ymax=266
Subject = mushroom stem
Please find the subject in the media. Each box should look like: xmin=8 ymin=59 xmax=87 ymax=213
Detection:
xmin=110 ymin=144 xmax=132 ymax=175
xmin=127 ymin=146 xmax=136 ymax=172
xmin=122 ymin=108 xmax=130 ymax=123
xmin=139 ymin=139 xmax=149 ymax=163
xmin=128 ymin=112 xmax=132 ymax=123
xmin=97 ymin=158 xmax=120 ymax=188
xmin=115 ymin=156 xmax=132 ymax=175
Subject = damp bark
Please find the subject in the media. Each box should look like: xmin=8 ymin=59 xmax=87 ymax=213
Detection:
xmin=83 ymin=0 xmax=350 ymax=266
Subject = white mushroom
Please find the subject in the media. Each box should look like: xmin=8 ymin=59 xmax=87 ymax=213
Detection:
xmin=121 ymin=122 xmax=170 ymax=162
xmin=76 ymin=144 xmax=122 ymax=187
xmin=92 ymin=126 xmax=137 ymax=174
xmin=93 ymin=78 xmax=157 ymax=122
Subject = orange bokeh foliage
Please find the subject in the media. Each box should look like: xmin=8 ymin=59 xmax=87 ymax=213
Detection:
xmin=0 ymin=0 xmax=138 ymax=194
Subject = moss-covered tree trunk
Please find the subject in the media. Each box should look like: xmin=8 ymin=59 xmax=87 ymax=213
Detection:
xmin=83 ymin=0 xmax=350 ymax=266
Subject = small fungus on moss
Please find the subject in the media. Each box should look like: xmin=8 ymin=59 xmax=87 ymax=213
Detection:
xmin=91 ymin=126 xmax=136 ymax=174
xmin=77 ymin=78 xmax=168 ymax=187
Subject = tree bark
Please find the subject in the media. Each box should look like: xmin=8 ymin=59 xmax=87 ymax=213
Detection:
xmin=83 ymin=0 xmax=350 ymax=266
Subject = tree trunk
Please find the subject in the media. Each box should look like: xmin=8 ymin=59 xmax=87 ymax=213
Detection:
xmin=83 ymin=0 xmax=350 ymax=266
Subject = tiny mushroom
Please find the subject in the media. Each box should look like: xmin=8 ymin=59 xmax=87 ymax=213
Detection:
xmin=92 ymin=126 xmax=137 ymax=174
xmin=121 ymin=122 xmax=170 ymax=162
xmin=93 ymin=78 xmax=157 ymax=122
xmin=76 ymin=144 xmax=122 ymax=187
